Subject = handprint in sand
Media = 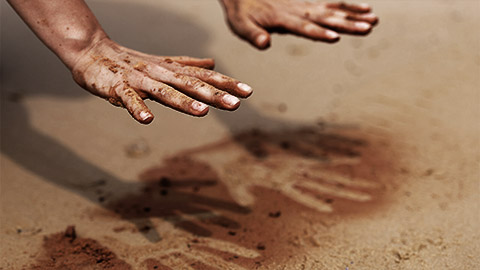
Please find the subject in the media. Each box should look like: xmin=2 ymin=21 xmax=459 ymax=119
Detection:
xmin=99 ymin=125 xmax=393 ymax=269
xmin=183 ymin=125 xmax=392 ymax=213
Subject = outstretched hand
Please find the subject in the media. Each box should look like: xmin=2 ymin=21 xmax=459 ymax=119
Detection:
xmin=220 ymin=0 xmax=378 ymax=49
xmin=9 ymin=0 xmax=378 ymax=125
xmin=72 ymin=38 xmax=253 ymax=124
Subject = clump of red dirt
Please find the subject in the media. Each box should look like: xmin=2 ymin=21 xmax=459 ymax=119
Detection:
xmin=28 ymin=226 xmax=131 ymax=270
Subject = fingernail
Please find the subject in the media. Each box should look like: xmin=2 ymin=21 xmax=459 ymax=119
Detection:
xmin=363 ymin=13 xmax=377 ymax=19
xmin=237 ymin=83 xmax=253 ymax=94
xmin=192 ymin=101 xmax=208 ymax=112
xmin=359 ymin=3 xmax=370 ymax=9
xmin=140 ymin=111 xmax=152 ymax=121
xmin=223 ymin=94 xmax=240 ymax=106
xmin=355 ymin=22 xmax=371 ymax=30
xmin=326 ymin=30 xmax=339 ymax=39
xmin=256 ymin=34 xmax=268 ymax=47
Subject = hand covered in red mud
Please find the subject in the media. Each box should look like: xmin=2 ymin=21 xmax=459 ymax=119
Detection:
xmin=72 ymin=38 xmax=253 ymax=124
xmin=220 ymin=0 xmax=378 ymax=49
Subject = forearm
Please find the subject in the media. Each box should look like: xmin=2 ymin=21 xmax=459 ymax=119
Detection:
xmin=7 ymin=0 xmax=107 ymax=70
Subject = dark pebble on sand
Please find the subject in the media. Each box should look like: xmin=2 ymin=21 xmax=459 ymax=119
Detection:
xmin=159 ymin=177 xmax=171 ymax=187
xmin=268 ymin=211 xmax=281 ymax=218
xmin=256 ymin=243 xmax=266 ymax=250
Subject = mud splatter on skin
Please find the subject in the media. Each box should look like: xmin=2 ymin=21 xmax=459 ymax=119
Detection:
xmin=96 ymin=56 xmax=122 ymax=74
xmin=93 ymin=125 xmax=399 ymax=269
xmin=28 ymin=226 xmax=132 ymax=270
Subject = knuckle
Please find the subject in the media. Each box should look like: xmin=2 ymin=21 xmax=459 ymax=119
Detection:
xmin=213 ymin=90 xmax=224 ymax=98
xmin=198 ymin=69 xmax=216 ymax=80
xmin=334 ymin=10 xmax=347 ymax=18
xmin=150 ymin=84 xmax=171 ymax=98
xmin=107 ymin=97 xmax=123 ymax=107
xmin=173 ymin=73 xmax=187 ymax=81
xmin=111 ymin=81 xmax=125 ymax=97
xmin=303 ymin=22 xmax=316 ymax=32
xmin=133 ymin=61 xmax=148 ymax=72
xmin=188 ymin=77 xmax=207 ymax=89
xmin=187 ymin=66 xmax=212 ymax=79
xmin=123 ymin=88 xmax=139 ymax=100
xmin=324 ymin=9 xmax=336 ymax=17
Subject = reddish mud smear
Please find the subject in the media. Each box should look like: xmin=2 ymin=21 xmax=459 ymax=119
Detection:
xmin=197 ymin=127 xmax=398 ymax=266
xmin=29 ymin=226 xmax=132 ymax=270
xmin=97 ymin=125 xmax=399 ymax=269
xmin=272 ymin=129 xmax=397 ymax=216
xmin=238 ymin=127 xmax=396 ymax=215
xmin=237 ymin=127 xmax=365 ymax=159
xmin=323 ymin=138 xmax=396 ymax=216
xmin=103 ymin=156 xmax=248 ymax=239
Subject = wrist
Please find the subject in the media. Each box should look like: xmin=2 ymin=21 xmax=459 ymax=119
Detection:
xmin=61 ymin=29 xmax=109 ymax=71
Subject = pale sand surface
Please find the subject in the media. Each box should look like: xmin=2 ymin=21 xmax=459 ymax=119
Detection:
xmin=1 ymin=0 xmax=479 ymax=269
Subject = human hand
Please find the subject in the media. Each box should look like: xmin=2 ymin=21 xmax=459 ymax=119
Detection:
xmin=72 ymin=38 xmax=253 ymax=124
xmin=220 ymin=0 xmax=378 ymax=49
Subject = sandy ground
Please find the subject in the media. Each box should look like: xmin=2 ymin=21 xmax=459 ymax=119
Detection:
xmin=1 ymin=0 xmax=479 ymax=269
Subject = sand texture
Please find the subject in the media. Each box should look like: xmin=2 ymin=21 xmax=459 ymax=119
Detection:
xmin=1 ymin=0 xmax=479 ymax=269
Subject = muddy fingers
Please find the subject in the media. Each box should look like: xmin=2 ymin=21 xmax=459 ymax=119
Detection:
xmin=165 ymin=56 xmax=215 ymax=70
xmin=143 ymin=66 xmax=242 ymax=110
xmin=128 ymin=76 xmax=209 ymax=117
xmin=169 ymin=66 xmax=253 ymax=98
xmin=71 ymin=38 xmax=252 ymax=124
xmin=116 ymin=86 xmax=154 ymax=124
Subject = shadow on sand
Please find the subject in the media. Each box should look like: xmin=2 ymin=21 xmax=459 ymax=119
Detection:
xmin=1 ymin=2 xmax=397 ymax=268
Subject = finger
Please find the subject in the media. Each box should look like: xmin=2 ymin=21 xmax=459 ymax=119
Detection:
xmin=125 ymin=50 xmax=215 ymax=69
xmin=115 ymin=86 xmax=154 ymax=124
xmin=346 ymin=12 xmax=379 ymax=25
xmin=169 ymin=74 xmax=241 ymax=110
xmin=319 ymin=15 xmax=372 ymax=35
xmin=168 ymin=56 xmax=215 ymax=70
xmin=168 ymin=65 xmax=253 ymax=98
xmin=279 ymin=15 xmax=340 ymax=42
xmin=127 ymin=74 xmax=209 ymax=117
xmin=326 ymin=2 xmax=372 ymax=13
xmin=141 ymin=65 xmax=242 ymax=110
xmin=229 ymin=17 xmax=271 ymax=49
